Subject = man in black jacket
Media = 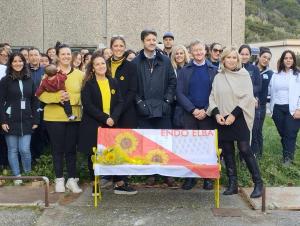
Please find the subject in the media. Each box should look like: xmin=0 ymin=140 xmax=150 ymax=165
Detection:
xmin=133 ymin=29 xmax=177 ymax=187
xmin=133 ymin=29 xmax=176 ymax=129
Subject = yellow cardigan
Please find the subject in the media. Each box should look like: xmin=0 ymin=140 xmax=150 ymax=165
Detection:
xmin=38 ymin=69 xmax=84 ymax=122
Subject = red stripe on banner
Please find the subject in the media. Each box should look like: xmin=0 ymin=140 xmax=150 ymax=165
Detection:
xmin=97 ymin=128 xmax=220 ymax=178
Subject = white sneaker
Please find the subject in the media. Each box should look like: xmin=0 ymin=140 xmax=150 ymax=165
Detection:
xmin=14 ymin=175 xmax=23 ymax=186
xmin=66 ymin=178 xmax=82 ymax=193
xmin=55 ymin=177 xmax=65 ymax=193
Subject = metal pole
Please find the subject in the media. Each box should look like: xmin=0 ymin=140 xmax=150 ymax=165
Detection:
xmin=261 ymin=186 xmax=266 ymax=213
xmin=0 ymin=176 xmax=50 ymax=207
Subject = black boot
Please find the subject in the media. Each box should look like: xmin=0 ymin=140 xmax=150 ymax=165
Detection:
xmin=203 ymin=179 xmax=214 ymax=190
xmin=223 ymin=151 xmax=238 ymax=195
xmin=243 ymin=152 xmax=263 ymax=198
xmin=250 ymin=182 xmax=263 ymax=198
xmin=181 ymin=178 xmax=196 ymax=190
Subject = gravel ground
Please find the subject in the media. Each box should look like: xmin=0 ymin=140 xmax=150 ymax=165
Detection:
xmin=0 ymin=207 xmax=42 ymax=226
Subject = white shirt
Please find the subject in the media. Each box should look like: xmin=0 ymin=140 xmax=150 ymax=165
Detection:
xmin=270 ymin=70 xmax=300 ymax=115
xmin=0 ymin=64 xmax=6 ymax=80
xmin=273 ymin=71 xmax=290 ymax=105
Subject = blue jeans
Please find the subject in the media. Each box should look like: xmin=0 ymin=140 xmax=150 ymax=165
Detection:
xmin=5 ymin=135 xmax=32 ymax=176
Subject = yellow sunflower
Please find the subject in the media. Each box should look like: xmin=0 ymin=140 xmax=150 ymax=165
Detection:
xmin=115 ymin=132 xmax=138 ymax=153
xmin=103 ymin=152 xmax=116 ymax=164
xmin=145 ymin=149 xmax=169 ymax=164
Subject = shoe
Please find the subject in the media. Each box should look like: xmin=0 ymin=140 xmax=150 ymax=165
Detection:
xmin=145 ymin=176 xmax=156 ymax=187
xmin=92 ymin=186 xmax=100 ymax=197
xmin=164 ymin=177 xmax=179 ymax=188
xmin=114 ymin=183 xmax=137 ymax=195
xmin=14 ymin=175 xmax=23 ymax=186
xmin=100 ymin=178 xmax=113 ymax=189
xmin=66 ymin=178 xmax=82 ymax=193
xmin=203 ymin=179 xmax=214 ymax=190
xmin=250 ymin=183 xmax=263 ymax=198
xmin=223 ymin=178 xmax=238 ymax=195
xmin=55 ymin=177 xmax=65 ymax=193
xmin=283 ymin=158 xmax=292 ymax=167
xmin=68 ymin=115 xmax=77 ymax=121
xmin=181 ymin=178 xmax=196 ymax=190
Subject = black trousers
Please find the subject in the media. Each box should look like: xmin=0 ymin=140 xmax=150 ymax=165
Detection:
xmin=183 ymin=112 xmax=216 ymax=130
xmin=31 ymin=112 xmax=48 ymax=161
xmin=251 ymin=106 xmax=261 ymax=156
xmin=61 ymin=100 xmax=73 ymax=117
xmin=45 ymin=121 xmax=79 ymax=178
xmin=272 ymin=104 xmax=300 ymax=161
xmin=256 ymin=104 xmax=267 ymax=156
xmin=0 ymin=134 xmax=8 ymax=167
xmin=138 ymin=117 xmax=172 ymax=129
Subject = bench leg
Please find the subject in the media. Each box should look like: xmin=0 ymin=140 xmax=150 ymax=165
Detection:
xmin=94 ymin=176 xmax=102 ymax=208
xmin=214 ymin=178 xmax=220 ymax=208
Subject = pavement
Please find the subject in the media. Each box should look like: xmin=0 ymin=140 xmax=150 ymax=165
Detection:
xmin=1 ymin=184 xmax=300 ymax=226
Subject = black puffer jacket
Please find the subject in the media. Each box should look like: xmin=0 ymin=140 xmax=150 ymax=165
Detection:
xmin=0 ymin=74 xmax=39 ymax=136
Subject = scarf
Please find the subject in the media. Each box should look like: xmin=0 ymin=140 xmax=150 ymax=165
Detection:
xmin=207 ymin=67 xmax=255 ymax=132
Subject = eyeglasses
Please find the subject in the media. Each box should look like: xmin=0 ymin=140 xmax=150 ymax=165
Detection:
xmin=212 ymin=49 xmax=223 ymax=53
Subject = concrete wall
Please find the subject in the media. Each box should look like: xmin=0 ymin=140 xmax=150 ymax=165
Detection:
xmin=0 ymin=0 xmax=245 ymax=52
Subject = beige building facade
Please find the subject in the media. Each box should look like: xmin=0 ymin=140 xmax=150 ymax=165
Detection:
xmin=0 ymin=0 xmax=245 ymax=52
xmin=250 ymin=39 xmax=300 ymax=70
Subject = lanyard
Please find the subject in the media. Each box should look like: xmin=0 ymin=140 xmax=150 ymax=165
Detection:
xmin=18 ymin=80 xmax=24 ymax=99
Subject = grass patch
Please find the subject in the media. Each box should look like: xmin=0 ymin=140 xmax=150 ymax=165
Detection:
xmin=220 ymin=116 xmax=300 ymax=187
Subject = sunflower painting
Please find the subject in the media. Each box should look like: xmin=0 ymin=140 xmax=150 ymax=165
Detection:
xmin=145 ymin=149 xmax=169 ymax=165
xmin=115 ymin=132 xmax=138 ymax=153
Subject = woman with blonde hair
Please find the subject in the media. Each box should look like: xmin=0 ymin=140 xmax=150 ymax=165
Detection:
xmin=207 ymin=47 xmax=263 ymax=198
xmin=170 ymin=45 xmax=190 ymax=73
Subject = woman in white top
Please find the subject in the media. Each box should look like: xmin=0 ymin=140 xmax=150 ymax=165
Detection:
xmin=269 ymin=50 xmax=300 ymax=165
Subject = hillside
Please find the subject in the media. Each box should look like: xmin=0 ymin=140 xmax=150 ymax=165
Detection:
xmin=246 ymin=0 xmax=300 ymax=43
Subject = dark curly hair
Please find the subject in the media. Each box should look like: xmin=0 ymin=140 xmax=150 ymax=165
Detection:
xmin=278 ymin=50 xmax=299 ymax=75
xmin=6 ymin=52 xmax=30 ymax=80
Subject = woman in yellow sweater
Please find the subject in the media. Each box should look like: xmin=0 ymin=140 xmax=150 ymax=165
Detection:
xmin=79 ymin=52 xmax=137 ymax=195
xmin=38 ymin=43 xmax=83 ymax=193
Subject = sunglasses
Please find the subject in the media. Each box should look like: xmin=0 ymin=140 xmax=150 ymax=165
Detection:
xmin=212 ymin=49 xmax=223 ymax=53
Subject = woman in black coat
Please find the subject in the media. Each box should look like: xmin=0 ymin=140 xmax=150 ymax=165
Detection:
xmin=0 ymin=53 xmax=39 ymax=183
xmin=78 ymin=52 xmax=137 ymax=195
xmin=108 ymin=35 xmax=138 ymax=128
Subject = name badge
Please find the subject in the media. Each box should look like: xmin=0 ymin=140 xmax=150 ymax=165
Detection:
xmin=21 ymin=100 xmax=26 ymax=110
xmin=263 ymin=74 xmax=268 ymax=79
xmin=6 ymin=106 xmax=11 ymax=115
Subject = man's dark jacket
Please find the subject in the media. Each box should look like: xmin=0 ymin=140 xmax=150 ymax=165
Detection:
xmin=133 ymin=49 xmax=176 ymax=118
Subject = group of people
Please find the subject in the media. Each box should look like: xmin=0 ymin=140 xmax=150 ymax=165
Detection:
xmin=0 ymin=29 xmax=299 ymax=198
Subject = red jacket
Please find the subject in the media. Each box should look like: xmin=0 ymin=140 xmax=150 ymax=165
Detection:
xmin=35 ymin=71 xmax=67 ymax=97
